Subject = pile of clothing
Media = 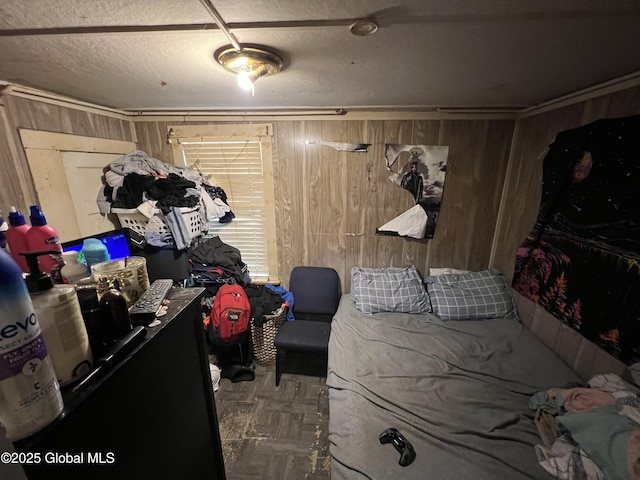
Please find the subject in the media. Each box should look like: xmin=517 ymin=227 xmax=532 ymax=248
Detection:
xmin=188 ymin=236 xmax=250 ymax=298
xmin=188 ymin=236 xmax=295 ymax=322
xmin=97 ymin=150 xmax=234 ymax=250
xmin=529 ymin=372 xmax=640 ymax=480
xmin=245 ymin=283 xmax=293 ymax=325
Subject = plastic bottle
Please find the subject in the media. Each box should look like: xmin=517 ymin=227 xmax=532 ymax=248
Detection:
xmin=0 ymin=248 xmax=64 ymax=440
xmin=99 ymin=279 xmax=133 ymax=343
xmin=6 ymin=206 xmax=31 ymax=273
xmin=0 ymin=214 xmax=8 ymax=249
xmin=82 ymin=238 xmax=110 ymax=271
xmin=23 ymin=250 xmax=94 ymax=387
xmin=60 ymin=250 xmax=90 ymax=284
xmin=76 ymin=285 xmax=110 ymax=359
xmin=26 ymin=205 xmax=62 ymax=275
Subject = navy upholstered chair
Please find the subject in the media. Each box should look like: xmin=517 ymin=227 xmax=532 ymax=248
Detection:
xmin=274 ymin=266 xmax=341 ymax=386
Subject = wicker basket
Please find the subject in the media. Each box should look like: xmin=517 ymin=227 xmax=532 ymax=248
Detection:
xmin=251 ymin=308 xmax=288 ymax=366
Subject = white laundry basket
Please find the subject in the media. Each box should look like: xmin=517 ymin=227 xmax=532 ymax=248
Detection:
xmin=112 ymin=206 xmax=203 ymax=241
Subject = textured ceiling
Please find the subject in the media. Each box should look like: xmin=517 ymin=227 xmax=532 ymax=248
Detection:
xmin=1 ymin=0 xmax=639 ymax=112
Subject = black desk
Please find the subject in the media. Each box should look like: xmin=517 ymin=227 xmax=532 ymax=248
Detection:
xmin=11 ymin=287 xmax=226 ymax=480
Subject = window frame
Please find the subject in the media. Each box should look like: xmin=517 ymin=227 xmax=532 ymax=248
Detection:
xmin=169 ymin=124 xmax=278 ymax=283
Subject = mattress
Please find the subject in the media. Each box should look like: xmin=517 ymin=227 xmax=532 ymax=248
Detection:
xmin=327 ymin=294 xmax=582 ymax=480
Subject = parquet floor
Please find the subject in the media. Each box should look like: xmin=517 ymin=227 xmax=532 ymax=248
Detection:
xmin=214 ymin=361 xmax=331 ymax=480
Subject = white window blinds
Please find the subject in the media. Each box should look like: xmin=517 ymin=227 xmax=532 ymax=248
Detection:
xmin=175 ymin=137 xmax=274 ymax=282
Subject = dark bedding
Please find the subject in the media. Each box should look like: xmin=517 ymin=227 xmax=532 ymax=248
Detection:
xmin=327 ymin=294 xmax=582 ymax=480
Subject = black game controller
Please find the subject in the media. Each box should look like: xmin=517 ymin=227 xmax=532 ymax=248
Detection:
xmin=379 ymin=427 xmax=416 ymax=467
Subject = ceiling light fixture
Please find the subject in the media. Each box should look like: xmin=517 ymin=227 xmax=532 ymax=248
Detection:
xmin=200 ymin=1 xmax=284 ymax=93
xmin=237 ymin=64 xmax=269 ymax=91
xmin=215 ymin=45 xmax=284 ymax=93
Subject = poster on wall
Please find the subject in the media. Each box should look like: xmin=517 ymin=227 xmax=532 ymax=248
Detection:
xmin=377 ymin=144 xmax=449 ymax=239
xmin=512 ymin=115 xmax=640 ymax=364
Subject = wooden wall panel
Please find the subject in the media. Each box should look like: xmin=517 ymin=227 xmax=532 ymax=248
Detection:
xmin=273 ymin=121 xmax=302 ymax=280
xmin=343 ymin=121 xmax=370 ymax=290
xmin=0 ymin=95 xmax=134 ymax=218
xmin=344 ymin=121 xmax=369 ymax=240
xmin=430 ymin=120 xmax=514 ymax=272
xmin=304 ymin=121 xmax=348 ymax=279
xmin=0 ymin=103 xmax=37 ymax=210
xmin=603 ymin=86 xmax=640 ymax=117
xmin=2 ymin=96 xmax=132 ymax=141
xmin=491 ymin=105 xmax=585 ymax=281
xmin=135 ymin=118 xmax=515 ymax=290
xmin=136 ymin=121 xmax=173 ymax=164
xmin=287 ymin=121 xmax=309 ymax=277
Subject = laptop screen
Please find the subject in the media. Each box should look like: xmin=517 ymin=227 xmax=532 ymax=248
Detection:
xmin=62 ymin=229 xmax=132 ymax=264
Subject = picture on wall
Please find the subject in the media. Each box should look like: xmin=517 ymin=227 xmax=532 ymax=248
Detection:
xmin=512 ymin=115 xmax=640 ymax=364
xmin=377 ymin=144 xmax=449 ymax=239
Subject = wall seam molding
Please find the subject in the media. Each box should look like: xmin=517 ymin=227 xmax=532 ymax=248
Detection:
xmin=2 ymin=70 xmax=639 ymax=122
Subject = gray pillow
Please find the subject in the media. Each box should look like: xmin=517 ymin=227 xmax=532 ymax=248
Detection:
xmin=351 ymin=265 xmax=430 ymax=314
xmin=425 ymin=268 xmax=519 ymax=321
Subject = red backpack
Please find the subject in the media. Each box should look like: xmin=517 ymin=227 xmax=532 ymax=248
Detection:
xmin=209 ymin=284 xmax=251 ymax=343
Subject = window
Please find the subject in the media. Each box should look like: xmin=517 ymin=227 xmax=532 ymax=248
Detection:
xmin=170 ymin=124 xmax=278 ymax=283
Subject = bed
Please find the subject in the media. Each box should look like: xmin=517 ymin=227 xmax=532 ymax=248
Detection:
xmin=327 ymin=267 xmax=585 ymax=480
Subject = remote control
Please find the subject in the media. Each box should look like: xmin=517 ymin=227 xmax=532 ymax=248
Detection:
xmin=129 ymin=279 xmax=174 ymax=325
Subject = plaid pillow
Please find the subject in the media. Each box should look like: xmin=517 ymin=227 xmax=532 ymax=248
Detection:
xmin=425 ymin=268 xmax=519 ymax=321
xmin=351 ymin=265 xmax=430 ymax=314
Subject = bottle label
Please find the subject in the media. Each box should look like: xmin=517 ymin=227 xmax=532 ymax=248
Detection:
xmin=0 ymin=335 xmax=48 ymax=381
xmin=44 ymin=235 xmax=60 ymax=245
xmin=51 ymin=297 xmax=90 ymax=352
xmin=0 ymin=284 xmax=50 ymax=381
xmin=0 ymin=311 xmax=43 ymax=353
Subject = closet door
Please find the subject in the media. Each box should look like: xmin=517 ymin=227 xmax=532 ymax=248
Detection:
xmin=62 ymin=151 xmax=123 ymax=237
xmin=19 ymin=129 xmax=135 ymax=241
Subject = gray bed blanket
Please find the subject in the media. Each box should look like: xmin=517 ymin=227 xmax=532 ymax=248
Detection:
xmin=327 ymin=294 xmax=582 ymax=480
